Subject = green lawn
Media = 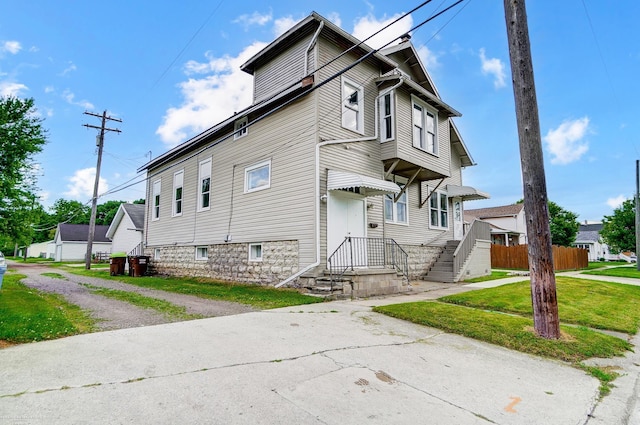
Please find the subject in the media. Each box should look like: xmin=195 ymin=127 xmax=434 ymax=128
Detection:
xmin=64 ymin=267 xmax=324 ymax=310
xmin=587 ymin=261 xmax=631 ymax=270
xmin=584 ymin=266 xmax=640 ymax=279
xmin=438 ymin=276 xmax=640 ymax=334
xmin=0 ymin=273 xmax=96 ymax=344
xmin=463 ymin=271 xmax=511 ymax=283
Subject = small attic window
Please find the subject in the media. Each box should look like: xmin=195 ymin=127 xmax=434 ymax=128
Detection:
xmin=234 ymin=117 xmax=248 ymax=140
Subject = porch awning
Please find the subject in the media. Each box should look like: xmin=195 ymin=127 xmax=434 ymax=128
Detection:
xmin=327 ymin=170 xmax=400 ymax=196
xmin=446 ymin=185 xmax=490 ymax=201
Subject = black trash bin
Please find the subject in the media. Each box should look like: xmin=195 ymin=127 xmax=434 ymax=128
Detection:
xmin=109 ymin=254 xmax=126 ymax=276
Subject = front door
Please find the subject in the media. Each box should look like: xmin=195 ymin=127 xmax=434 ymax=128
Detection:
xmin=327 ymin=191 xmax=366 ymax=267
xmin=453 ymin=198 xmax=463 ymax=240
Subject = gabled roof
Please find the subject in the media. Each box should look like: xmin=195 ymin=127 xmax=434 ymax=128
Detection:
xmin=379 ymin=41 xmax=439 ymax=96
xmin=465 ymin=204 xmax=524 ymax=219
xmin=575 ymin=223 xmax=603 ymax=243
xmin=56 ymin=223 xmax=110 ymax=243
xmin=106 ymin=203 xmax=145 ymax=239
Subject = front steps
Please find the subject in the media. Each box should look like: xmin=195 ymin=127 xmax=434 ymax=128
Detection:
xmin=302 ymin=268 xmax=410 ymax=299
xmin=423 ymin=240 xmax=459 ymax=283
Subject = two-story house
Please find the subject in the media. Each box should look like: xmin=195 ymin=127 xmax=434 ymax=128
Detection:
xmin=138 ymin=12 xmax=490 ymax=296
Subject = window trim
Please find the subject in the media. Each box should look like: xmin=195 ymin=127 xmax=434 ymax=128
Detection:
xmin=248 ymin=243 xmax=263 ymax=262
xmin=172 ymin=170 xmax=184 ymax=217
xmin=379 ymin=91 xmax=395 ymax=142
xmin=234 ymin=117 xmax=248 ymax=140
xmin=154 ymin=248 xmax=161 ymax=260
xmin=152 ymin=179 xmax=161 ymax=221
xmin=198 ymin=157 xmax=212 ymax=212
xmin=341 ymin=76 xmax=364 ymax=134
xmin=411 ymin=95 xmax=438 ymax=155
xmin=244 ymin=159 xmax=271 ymax=193
xmin=429 ymin=188 xmax=449 ymax=230
xmin=195 ymin=246 xmax=209 ymax=261
xmin=384 ymin=180 xmax=409 ymax=225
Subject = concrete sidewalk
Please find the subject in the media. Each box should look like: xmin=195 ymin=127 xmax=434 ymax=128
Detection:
xmin=0 ymin=298 xmax=601 ymax=424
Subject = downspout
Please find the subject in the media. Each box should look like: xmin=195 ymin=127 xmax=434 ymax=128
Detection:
xmin=303 ymin=21 xmax=324 ymax=77
xmin=275 ymin=77 xmax=404 ymax=287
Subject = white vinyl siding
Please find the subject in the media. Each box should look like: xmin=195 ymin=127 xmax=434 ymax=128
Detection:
xmin=341 ymin=76 xmax=364 ymax=134
xmin=429 ymin=190 xmax=448 ymax=229
xmin=234 ymin=117 xmax=248 ymax=140
xmin=152 ymin=180 xmax=161 ymax=221
xmin=380 ymin=91 xmax=395 ymax=142
xmin=172 ymin=170 xmax=184 ymax=217
xmin=412 ymin=96 xmax=437 ymax=155
xmin=245 ymin=160 xmax=271 ymax=193
xmin=198 ymin=158 xmax=212 ymax=211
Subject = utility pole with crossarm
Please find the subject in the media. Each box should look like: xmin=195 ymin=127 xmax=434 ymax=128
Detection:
xmin=82 ymin=110 xmax=122 ymax=270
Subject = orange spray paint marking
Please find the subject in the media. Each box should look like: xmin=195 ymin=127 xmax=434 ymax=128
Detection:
xmin=504 ymin=396 xmax=522 ymax=413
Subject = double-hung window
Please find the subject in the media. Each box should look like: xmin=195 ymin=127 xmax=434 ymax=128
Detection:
xmin=412 ymin=96 xmax=438 ymax=154
xmin=172 ymin=170 xmax=184 ymax=217
xmin=152 ymin=179 xmax=161 ymax=221
xmin=245 ymin=159 xmax=271 ymax=193
xmin=341 ymin=77 xmax=364 ymax=133
xmin=234 ymin=117 xmax=248 ymax=140
xmin=384 ymin=183 xmax=408 ymax=224
xmin=198 ymin=158 xmax=212 ymax=211
xmin=429 ymin=190 xmax=449 ymax=229
xmin=379 ymin=91 xmax=395 ymax=142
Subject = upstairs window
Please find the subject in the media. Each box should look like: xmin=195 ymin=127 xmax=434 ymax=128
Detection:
xmin=341 ymin=77 xmax=364 ymax=134
xmin=412 ymin=97 xmax=438 ymax=155
xmin=198 ymin=158 xmax=212 ymax=211
xmin=379 ymin=91 xmax=395 ymax=142
xmin=152 ymin=179 xmax=161 ymax=221
xmin=234 ymin=117 xmax=248 ymax=140
xmin=172 ymin=170 xmax=184 ymax=217
xmin=429 ymin=190 xmax=448 ymax=229
xmin=245 ymin=160 xmax=271 ymax=193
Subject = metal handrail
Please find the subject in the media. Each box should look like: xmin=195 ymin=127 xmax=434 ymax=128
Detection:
xmin=328 ymin=237 xmax=409 ymax=288
xmin=128 ymin=242 xmax=145 ymax=257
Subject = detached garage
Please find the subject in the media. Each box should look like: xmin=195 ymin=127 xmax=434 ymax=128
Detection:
xmin=54 ymin=223 xmax=111 ymax=262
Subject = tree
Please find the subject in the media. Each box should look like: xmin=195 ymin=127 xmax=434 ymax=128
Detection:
xmin=96 ymin=200 xmax=125 ymax=225
xmin=548 ymin=201 xmax=579 ymax=246
xmin=601 ymin=199 xmax=635 ymax=253
xmin=516 ymin=199 xmax=579 ymax=246
xmin=0 ymin=96 xmax=48 ymax=245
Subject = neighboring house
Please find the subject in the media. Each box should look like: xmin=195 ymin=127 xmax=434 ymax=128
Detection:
xmin=464 ymin=204 xmax=526 ymax=246
xmin=54 ymin=223 xmax=111 ymax=262
xmin=137 ymin=12 xmax=490 ymax=293
xmin=106 ymin=203 xmax=145 ymax=255
xmin=573 ymin=222 xmax=616 ymax=262
xmin=25 ymin=240 xmax=56 ymax=259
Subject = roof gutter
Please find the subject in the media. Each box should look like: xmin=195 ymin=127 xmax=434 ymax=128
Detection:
xmin=303 ymin=21 xmax=323 ymax=77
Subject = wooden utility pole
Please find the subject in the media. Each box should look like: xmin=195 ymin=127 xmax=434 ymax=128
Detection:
xmin=82 ymin=110 xmax=121 ymax=270
xmin=503 ymin=0 xmax=560 ymax=338
xmin=636 ymin=160 xmax=639 ymax=271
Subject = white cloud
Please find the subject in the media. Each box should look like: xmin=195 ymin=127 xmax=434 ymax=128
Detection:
xmin=1 ymin=40 xmax=21 ymax=54
xmin=0 ymin=81 xmax=28 ymax=97
xmin=234 ymin=11 xmax=273 ymax=30
xmin=274 ymin=16 xmax=300 ymax=37
xmin=544 ymin=117 xmax=590 ymax=165
xmin=62 ymin=89 xmax=94 ymax=110
xmin=606 ymin=195 xmax=627 ymax=209
xmin=156 ymin=41 xmax=267 ymax=147
xmin=416 ymin=45 xmax=439 ymax=70
xmin=44 ymin=86 xmax=55 ymax=94
xmin=479 ymin=48 xmax=506 ymax=89
xmin=60 ymin=62 xmax=77 ymax=76
xmin=64 ymin=168 xmax=109 ymax=200
xmin=327 ymin=12 xmax=342 ymax=28
xmin=352 ymin=13 xmax=413 ymax=50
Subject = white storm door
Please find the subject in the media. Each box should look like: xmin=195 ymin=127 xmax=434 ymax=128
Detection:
xmin=453 ymin=199 xmax=463 ymax=240
xmin=327 ymin=192 xmax=366 ymax=268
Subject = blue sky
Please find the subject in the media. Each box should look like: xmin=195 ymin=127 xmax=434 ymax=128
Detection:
xmin=1 ymin=0 xmax=638 ymax=222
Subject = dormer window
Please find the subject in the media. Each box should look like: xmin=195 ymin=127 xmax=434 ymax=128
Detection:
xmin=341 ymin=77 xmax=364 ymax=134
xmin=234 ymin=117 xmax=248 ymax=140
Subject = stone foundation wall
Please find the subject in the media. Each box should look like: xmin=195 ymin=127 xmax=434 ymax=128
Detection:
xmin=401 ymin=244 xmax=443 ymax=279
xmin=146 ymin=240 xmax=299 ymax=285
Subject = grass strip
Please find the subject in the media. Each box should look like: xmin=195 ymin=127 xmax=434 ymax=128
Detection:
xmin=583 ymin=266 xmax=640 ymax=279
xmin=373 ymin=301 xmax=631 ymax=363
xmin=464 ymin=271 xmax=511 ymax=283
xmin=65 ymin=268 xmax=323 ymax=309
xmin=41 ymin=272 xmax=66 ymax=279
xmin=83 ymin=285 xmax=202 ymax=321
xmin=0 ymin=273 xmax=95 ymax=343
xmin=439 ymin=276 xmax=640 ymax=334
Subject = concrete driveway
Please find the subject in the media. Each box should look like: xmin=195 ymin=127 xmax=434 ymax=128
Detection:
xmin=0 ymin=296 xmax=607 ymax=424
